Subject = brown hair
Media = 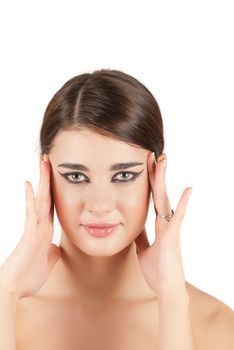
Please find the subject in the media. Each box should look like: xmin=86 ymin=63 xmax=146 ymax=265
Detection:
xmin=39 ymin=69 xmax=164 ymax=161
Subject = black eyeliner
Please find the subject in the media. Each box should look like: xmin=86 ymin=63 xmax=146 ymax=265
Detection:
xmin=58 ymin=169 xmax=144 ymax=184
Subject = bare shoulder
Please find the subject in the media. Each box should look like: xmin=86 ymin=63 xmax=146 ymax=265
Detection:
xmin=185 ymin=281 xmax=234 ymax=349
xmin=185 ymin=281 xmax=233 ymax=315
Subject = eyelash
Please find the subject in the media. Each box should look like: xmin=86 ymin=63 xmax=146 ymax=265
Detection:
xmin=60 ymin=171 xmax=140 ymax=184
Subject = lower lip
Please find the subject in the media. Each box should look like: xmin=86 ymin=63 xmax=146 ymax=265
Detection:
xmin=83 ymin=224 xmax=120 ymax=237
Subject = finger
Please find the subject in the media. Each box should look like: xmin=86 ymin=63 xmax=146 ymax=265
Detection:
xmin=155 ymin=154 xmax=167 ymax=193
xmin=24 ymin=181 xmax=37 ymax=219
xmin=23 ymin=181 xmax=38 ymax=239
xmin=154 ymin=154 xmax=171 ymax=213
xmin=135 ymin=227 xmax=150 ymax=255
xmin=147 ymin=152 xmax=171 ymax=226
xmin=48 ymin=190 xmax=54 ymax=224
xmin=36 ymin=154 xmax=52 ymax=220
xmin=168 ymin=187 xmax=193 ymax=237
xmin=147 ymin=152 xmax=156 ymax=196
xmin=174 ymin=187 xmax=193 ymax=222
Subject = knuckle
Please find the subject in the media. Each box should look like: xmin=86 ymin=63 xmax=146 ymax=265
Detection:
xmin=36 ymin=212 xmax=51 ymax=223
xmin=36 ymin=216 xmax=42 ymax=224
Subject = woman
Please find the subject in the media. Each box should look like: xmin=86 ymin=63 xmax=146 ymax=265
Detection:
xmin=0 ymin=69 xmax=233 ymax=349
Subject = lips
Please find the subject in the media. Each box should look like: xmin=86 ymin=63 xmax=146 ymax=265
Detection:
xmin=83 ymin=223 xmax=120 ymax=237
xmin=84 ymin=223 xmax=119 ymax=228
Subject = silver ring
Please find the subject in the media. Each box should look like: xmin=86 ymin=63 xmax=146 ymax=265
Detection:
xmin=158 ymin=209 xmax=174 ymax=222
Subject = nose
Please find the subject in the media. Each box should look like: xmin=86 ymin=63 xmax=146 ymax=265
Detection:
xmin=84 ymin=184 xmax=115 ymax=215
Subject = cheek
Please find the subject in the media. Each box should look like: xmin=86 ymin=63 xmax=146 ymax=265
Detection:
xmin=51 ymin=178 xmax=82 ymax=219
xmin=53 ymin=190 xmax=83 ymax=237
xmin=121 ymin=179 xmax=150 ymax=224
xmin=56 ymin=190 xmax=81 ymax=212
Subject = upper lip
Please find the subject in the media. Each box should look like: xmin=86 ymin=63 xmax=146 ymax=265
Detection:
xmin=83 ymin=223 xmax=119 ymax=228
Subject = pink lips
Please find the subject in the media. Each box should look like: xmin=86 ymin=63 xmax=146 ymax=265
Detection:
xmin=83 ymin=223 xmax=119 ymax=237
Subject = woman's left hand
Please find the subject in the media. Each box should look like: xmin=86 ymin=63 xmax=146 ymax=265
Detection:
xmin=134 ymin=152 xmax=193 ymax=298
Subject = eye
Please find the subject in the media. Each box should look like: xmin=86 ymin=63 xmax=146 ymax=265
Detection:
xmin=113 ymin=171 xmax=136 ymax=182
xmin=61 ymin=172 xmax=88 ymax=184
xmin=59 ymin=171 xmax=143 ymax=184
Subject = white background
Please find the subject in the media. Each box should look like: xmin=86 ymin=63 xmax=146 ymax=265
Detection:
xmin=0 ymin=0 xmax=233 ymax=309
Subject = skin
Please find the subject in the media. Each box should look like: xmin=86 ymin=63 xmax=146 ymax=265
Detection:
xmin=10 ymin=127 xmax=234 ymax=349
xmin=38 ymin=128 xmax=161 ymax=303
xmin=1 ymin=127 xmax=234 ymax=348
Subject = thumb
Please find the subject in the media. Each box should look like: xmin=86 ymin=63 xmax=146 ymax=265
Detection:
xmin=169 ymin=187 xmax=193 ymax=237
xmin=47 ymin=244 xmax=61 ymax=269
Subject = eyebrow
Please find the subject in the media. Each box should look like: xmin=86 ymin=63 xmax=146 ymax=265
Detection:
xmin=57 ymin=161 xmax=144 ymax=171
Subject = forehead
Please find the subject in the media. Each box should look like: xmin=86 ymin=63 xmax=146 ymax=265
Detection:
xmin=50 ymin=129 xmax=147 ymax=160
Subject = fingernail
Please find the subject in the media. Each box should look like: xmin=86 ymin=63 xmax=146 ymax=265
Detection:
xmin=188 ymin=187 xmax=193 ymax=197
xmin=43 ymin=154 xmax=49 ymax=163
xmin=156 ymin=153 xmax=167 ymax=165
xmin=151 ymin=152 xmax=155 ymax=163
xmin=158 ymin=158 xmax=166 ymax=166
xmin=24 ymin=181 xmax=28 ymax=191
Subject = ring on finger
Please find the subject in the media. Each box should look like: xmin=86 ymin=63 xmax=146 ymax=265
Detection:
xmin=157 ymin=209 xmax=174 ymax=222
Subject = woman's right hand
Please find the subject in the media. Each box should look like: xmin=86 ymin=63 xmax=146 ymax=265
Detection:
xmin=0 ymin=155 xmax=61 ymax=300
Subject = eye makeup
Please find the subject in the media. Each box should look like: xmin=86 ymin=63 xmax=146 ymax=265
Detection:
xmin=58 ymin=169 xmax=144 ymax=185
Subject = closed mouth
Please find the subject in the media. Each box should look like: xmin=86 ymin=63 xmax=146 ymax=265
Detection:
xmin=84 ymin=223 xmax=119 ymax=228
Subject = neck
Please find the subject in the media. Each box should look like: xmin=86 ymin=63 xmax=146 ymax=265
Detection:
xmin=42 ymin=231 xmax=154 ymax=303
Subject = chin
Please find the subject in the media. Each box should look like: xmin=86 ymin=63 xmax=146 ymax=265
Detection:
xmin=74 ymin=237 xmax=133 ymax=257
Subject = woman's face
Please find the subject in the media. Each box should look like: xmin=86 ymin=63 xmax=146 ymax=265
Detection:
xmin=48 ymin=128 xmax=152 ymax=256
